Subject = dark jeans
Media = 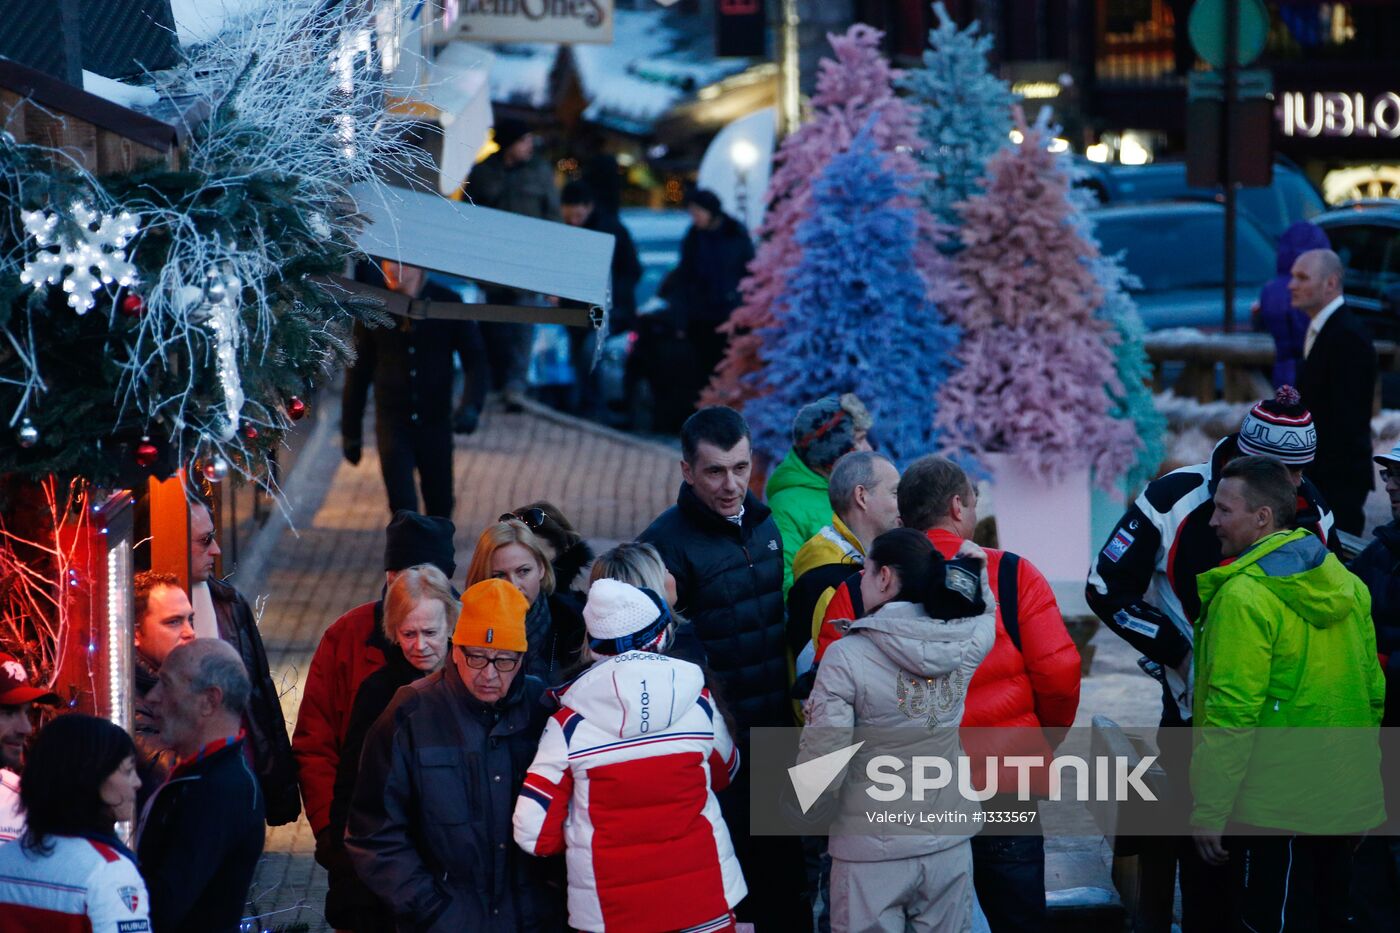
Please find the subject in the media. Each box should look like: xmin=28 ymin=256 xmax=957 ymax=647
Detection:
xmin=1227 ymin=831 xmax=1355 ymax=932
xmin=720 ymin=738 xmax=808 ymax=928
xmin=970 ymin=797 xmax=1044 ymax=933
xmin=800 ymin=834 xmax=831 ymax=933
xmin=1349 ymin=835 xmax=1400 ymax=931
xmin=374 ymin=418 xmax=454 ymax=518
xmin=1157 ymin=720 xmax=1234 ymax=933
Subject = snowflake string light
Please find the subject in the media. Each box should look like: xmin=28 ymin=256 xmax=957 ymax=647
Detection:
xmin=19 ymin=203 xmax=140 ymax=314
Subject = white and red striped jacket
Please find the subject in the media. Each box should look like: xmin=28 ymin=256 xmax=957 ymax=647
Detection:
xmin=513 ymin=651 xmax=746 ymax=933
xmin=0 ymin=833 xmax=151 ymax=932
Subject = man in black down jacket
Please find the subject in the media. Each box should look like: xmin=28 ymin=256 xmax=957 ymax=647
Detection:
xmin=345 ymin=580 xmax=563 ymax=932
xmin=138 ymin=640 xmax=265 ymax=933
xmin=637 ymin=405 xmax=803 ymax=927
xmin=342 ymin=260 xmax=488 ymax=518
xmin=191 ymin=500 xmax=301 ymax=826
xmin=665 ymin=189 xmax=755 ymax=406
xmin=1346 ymin=442 xmax=1400 ymax=929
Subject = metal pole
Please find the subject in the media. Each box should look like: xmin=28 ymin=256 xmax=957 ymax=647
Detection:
xmin=779 ymin=0 xmax=801 ymax=138
xmin=1222 ymin=0 xmax=1239 ymax=333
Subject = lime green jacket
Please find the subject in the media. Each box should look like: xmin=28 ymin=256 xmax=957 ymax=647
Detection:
xmin=1191 ymin=529 xmax=1386 ymax=833
xmin=767 ymin=449 xmax=831 ymax=598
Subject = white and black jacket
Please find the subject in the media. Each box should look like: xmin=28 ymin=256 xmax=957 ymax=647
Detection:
xmin=1085 ymin=436 xmax=1337 ymax=720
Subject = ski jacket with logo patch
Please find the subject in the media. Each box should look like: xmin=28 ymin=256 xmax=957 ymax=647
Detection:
xmin=1086 ymin=436 xmax=1336 ymax=719
xmin=0 ymin=833 xmax=150 ymax=933
xmin=514 ymin=651 xmax=745 ymax=932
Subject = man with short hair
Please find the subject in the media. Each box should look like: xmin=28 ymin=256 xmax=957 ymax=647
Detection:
xmin=292 ymin=510 xmax=456 ymax=853
xmin=816 ymin=455 xmax=1078 ymax=933
xmin=770 ymin=394 xmax=875 ymax=597
xmin=132 ymin=571 xmax=195 ymax=802
xmin=1293 ymin=247 xmax=1377 ymax=534
xmin=471 ymin=119 xmax=560 ymax=409
xmin=665 ymin=189 xmax=755 ymax=406
xmin=189 ymin=499 xmax=300 ymax=826
xmin=0 ymin=652 xmax=58 ymax=844
xmin=346 ymin=579 xmax=562 ymax=930
xmin=788 ymin=449 xmax=899 ymax=663
xmin=560 ymin=180 xmax=641 ymax=418
xmin=637 ymin=405 xmax=802 ymax=927
xmin=1192 ymin=455 xmax=1385 ymax=930
xmin=1086 ymin=389 xmax=1338 ymax=931
xmin=138 ymin=640 xmax=266 ymax=933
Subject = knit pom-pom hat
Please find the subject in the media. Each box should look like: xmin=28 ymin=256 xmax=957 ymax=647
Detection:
xmin=1236 ymin=385 xmax=1316 ymax=466
xmin=583 ymin=579 xmax=672 ymax=656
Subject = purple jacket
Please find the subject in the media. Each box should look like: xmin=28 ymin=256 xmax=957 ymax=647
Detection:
xmin=1258 ymin=222 xmax=1331 ymax=387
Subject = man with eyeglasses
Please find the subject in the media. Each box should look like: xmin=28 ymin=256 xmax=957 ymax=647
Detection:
xmin=188 ymin=498 xmax=301 ymax=827
xmin=1344 ymin=442 xmax=1400 ymax=926
xmin=347 ymin=579 xmax=563 ymax=930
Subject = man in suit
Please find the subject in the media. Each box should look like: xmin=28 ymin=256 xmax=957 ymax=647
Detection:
xmin=1295 ymin=247 xmax=1377 ymax=535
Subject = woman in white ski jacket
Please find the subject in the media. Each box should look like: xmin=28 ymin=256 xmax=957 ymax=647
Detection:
xmin=802 ymin=528 xmax=996 ymax=933
xmin=514 ymin=578 xmax=747 ymax=932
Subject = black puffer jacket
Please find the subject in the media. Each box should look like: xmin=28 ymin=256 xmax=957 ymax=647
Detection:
xmin=344 ymin=666 xmax=564 ymax=932
xmin=324 ymin=646 xmax=423 ymax=932
xmin=638 ymin=485 xmax=790 ymax=732
xmin=1348 ymin=521 xmax=1400 ymax=728
xmin=208 ymin=578 xmax=301 ymax=826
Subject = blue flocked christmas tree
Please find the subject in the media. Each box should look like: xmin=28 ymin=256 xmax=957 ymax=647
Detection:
xmin=743 ymin=120 xmax=960 ymax=467
xmin=899 ymin=2 xmax=1016 ymax=228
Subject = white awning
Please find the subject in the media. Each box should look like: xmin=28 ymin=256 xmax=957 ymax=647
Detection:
xmin=346 ymin=182 xmax=615 ymax=323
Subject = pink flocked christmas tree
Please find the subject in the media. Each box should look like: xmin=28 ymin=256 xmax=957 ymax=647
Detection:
xmin=703 ymin=24 xmax=941 ymax=409
xmin=936 ymin=115 xmax=1141 ymax=486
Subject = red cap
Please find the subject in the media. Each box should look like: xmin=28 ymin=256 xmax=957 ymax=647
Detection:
xmin=0 ymin=653 xmax=59 ymax=706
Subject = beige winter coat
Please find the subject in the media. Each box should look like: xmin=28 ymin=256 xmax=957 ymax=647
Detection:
xmin=800 ymin=582 xmax=996 ymax=862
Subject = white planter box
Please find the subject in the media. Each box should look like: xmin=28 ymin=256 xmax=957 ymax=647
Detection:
xmin=985 ymin=454 xmax=1093 ymax=587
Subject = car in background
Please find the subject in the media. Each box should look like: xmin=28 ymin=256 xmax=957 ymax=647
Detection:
xmin=1313 ymin=201 xmax=1400 ymax=341
xmin=1087 ymin=202 xmax=1275 ymax=331
xmin=1078 ymin=159 xmax=1326 ymax=243
xmin=596 ymin=208 xmax=692 ymax=431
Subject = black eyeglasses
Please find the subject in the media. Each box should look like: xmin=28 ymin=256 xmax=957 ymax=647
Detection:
xmin=195 ymin=531 xmax=217 ymax=548
xmin=460 ymin=652 xmax=520 ymax=672
xmin=500 ymin=508 xmax=546 ymax=530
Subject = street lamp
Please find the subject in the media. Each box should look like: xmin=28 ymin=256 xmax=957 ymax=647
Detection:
xmin=731 ymin=138 xmax=759 ymax=229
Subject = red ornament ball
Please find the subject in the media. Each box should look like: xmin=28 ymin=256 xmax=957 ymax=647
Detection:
xmin=119 ymin=293 xmax=145 ymax=318
xmin=134 ymin=439 xmax=159 ymax=468
xmin=287 ymin=397 xmax=308 ymax=421
xmin=243 ymin=425 xmax=260 ymax=440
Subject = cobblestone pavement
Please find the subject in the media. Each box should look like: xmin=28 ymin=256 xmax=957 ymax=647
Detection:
xmin=240 ymin=401 xmax=680 ymax=931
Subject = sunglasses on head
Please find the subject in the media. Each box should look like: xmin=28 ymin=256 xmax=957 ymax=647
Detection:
xmin=501 ymin=508 xmax=546 ymax=530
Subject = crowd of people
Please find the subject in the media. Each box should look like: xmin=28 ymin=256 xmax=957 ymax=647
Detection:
xmin=0 ymin=245 xmax=1392 ymax=932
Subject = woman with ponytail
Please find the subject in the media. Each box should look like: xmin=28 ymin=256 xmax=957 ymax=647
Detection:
xmin=802 ymin=528 xmax=997 ymax=932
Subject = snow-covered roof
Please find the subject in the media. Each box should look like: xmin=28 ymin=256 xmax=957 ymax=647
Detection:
xmin=169 ymin=0 xmax=270 ymax=47
xmin=488 ymin=8 xmax=753 ymax=134
xmin=488 ymin=43 xmax=557 ymax=110
xmin=82 ymin=70 xmax=160 ymax=109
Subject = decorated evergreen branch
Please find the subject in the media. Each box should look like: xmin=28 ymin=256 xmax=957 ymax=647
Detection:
xmin=702 ymin=24 xmax=939 ymax=411
xmin=898 ymin=2 xmax=1016 ymax=230
xmin=0 ymin=1 xmax=424 ymax=490
xmin=743 ymin=120 xmax=958 ymax=466
xmin=935 ymin=114 xmax=1140 ymax=485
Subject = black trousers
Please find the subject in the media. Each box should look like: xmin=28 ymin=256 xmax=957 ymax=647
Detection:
xmin=374 ymin=418 xmax=454 ymax=518
xmin=1228 ymin=831 xmax=1356 ymax=932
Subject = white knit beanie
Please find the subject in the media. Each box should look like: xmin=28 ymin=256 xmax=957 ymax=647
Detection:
xmin=584 ymin=578 xmax=662 ymax=641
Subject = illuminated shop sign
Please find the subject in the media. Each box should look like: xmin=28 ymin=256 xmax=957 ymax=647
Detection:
xmin=1278 ymin=90 xmax=1400 ymax=139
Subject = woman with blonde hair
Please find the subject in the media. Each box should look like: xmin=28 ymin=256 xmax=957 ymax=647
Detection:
xmin=325 ymin=564 xmax=459 ymax=933
xmin=467 ymin=519 xmax=585 ymax=682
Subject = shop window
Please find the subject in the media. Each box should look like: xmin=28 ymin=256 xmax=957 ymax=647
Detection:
xmin=1327 ymin=224 xmax=1389 ymax=302
xmin=1095 ymin=0 xmax=1188 ymax=83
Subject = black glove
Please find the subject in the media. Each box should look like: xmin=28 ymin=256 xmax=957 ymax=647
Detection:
xmin=343 ymin=440 xmax=361 ymax=465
